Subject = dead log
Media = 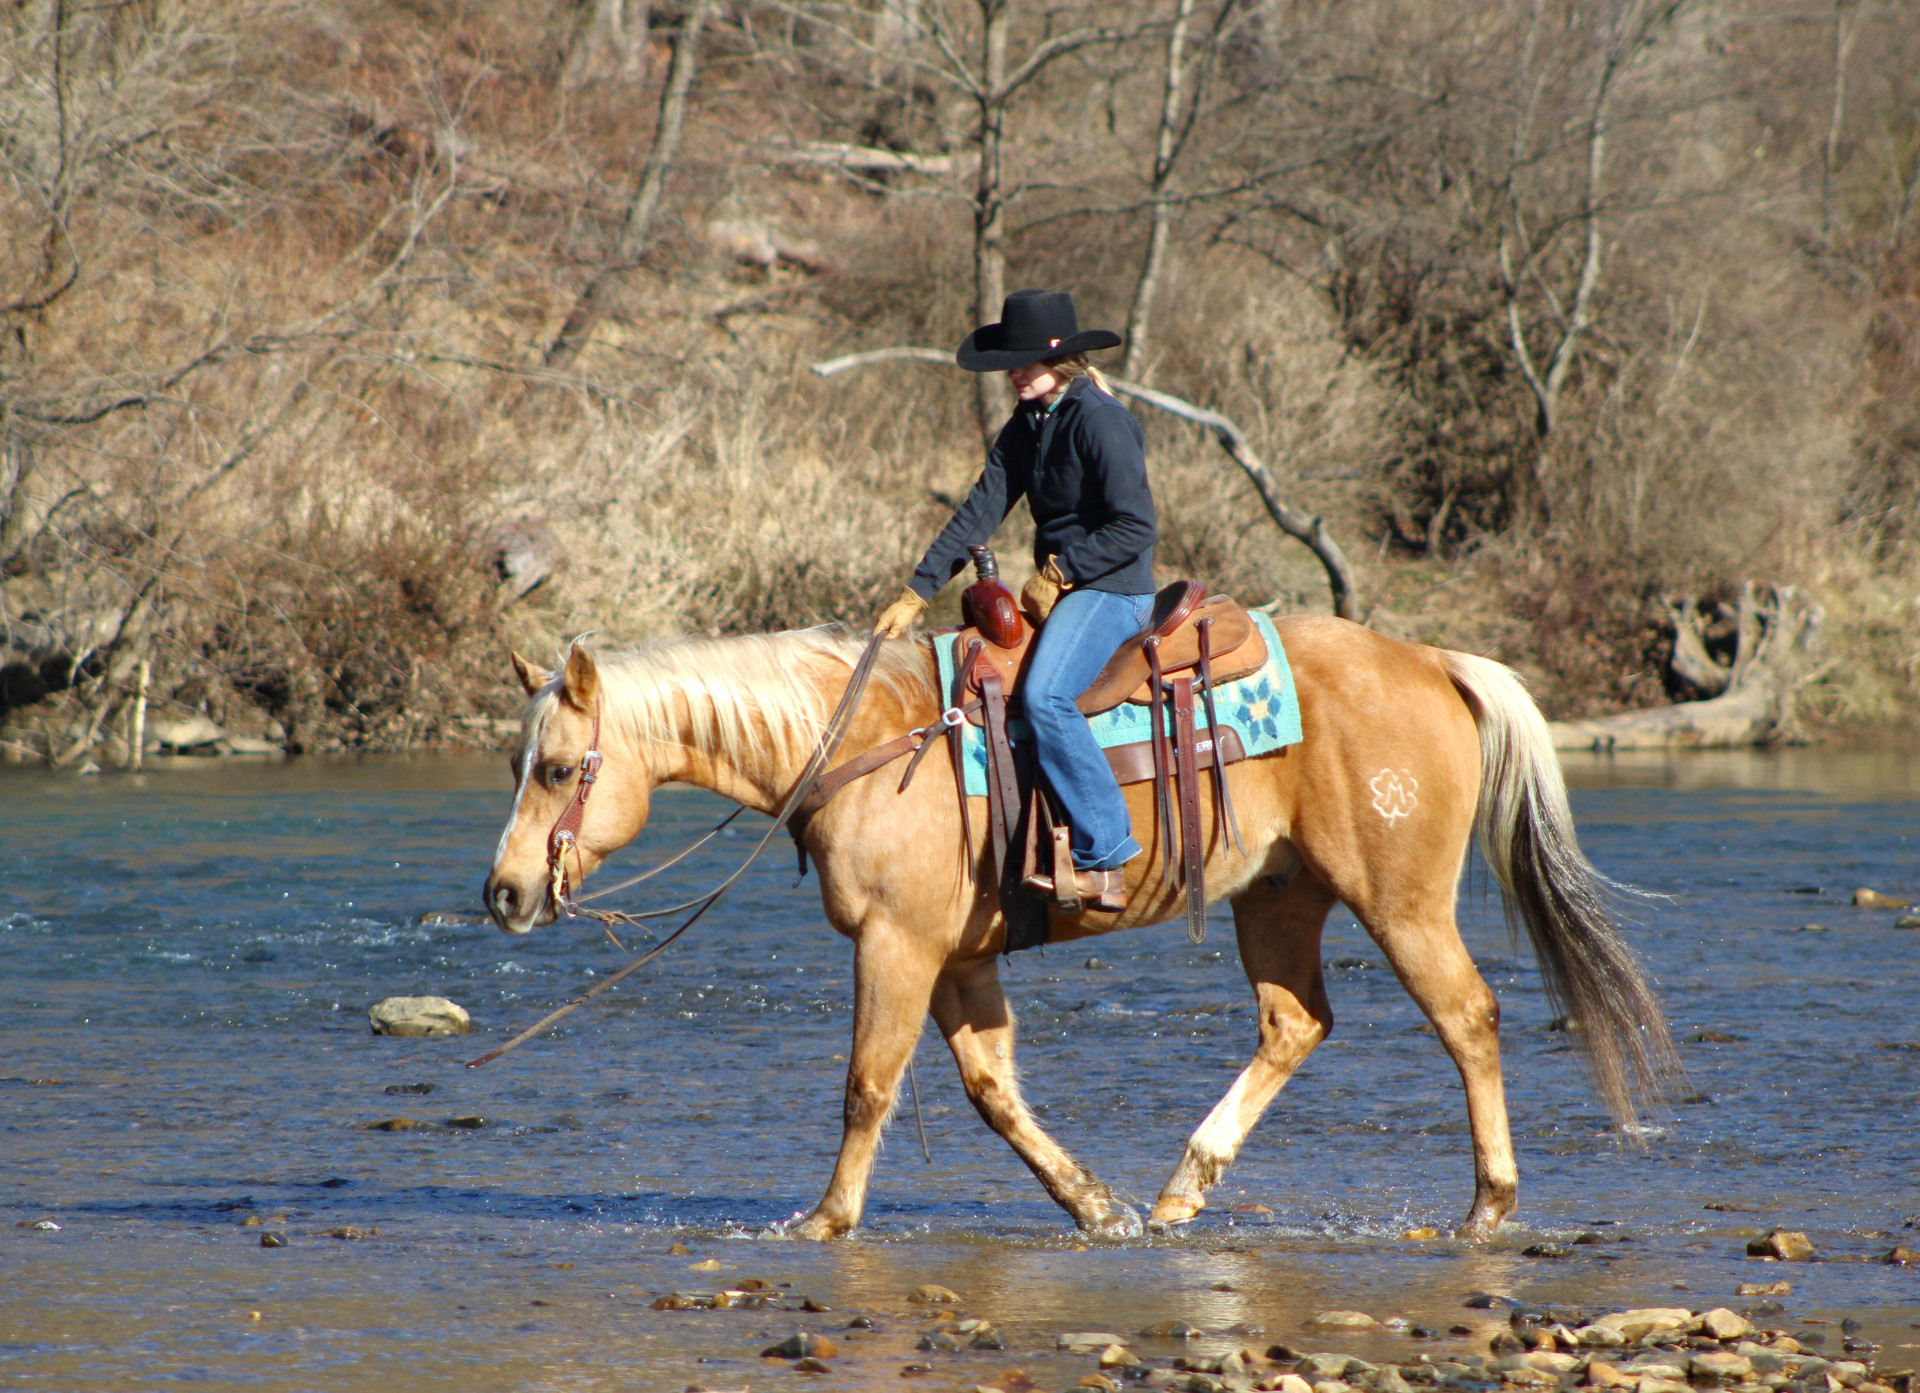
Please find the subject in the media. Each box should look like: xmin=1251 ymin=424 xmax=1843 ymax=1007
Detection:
xmin=1551 ymin=584 xmax=1824 ymax=750
xmin=808 ymin=347 xmax=1361 ymax=620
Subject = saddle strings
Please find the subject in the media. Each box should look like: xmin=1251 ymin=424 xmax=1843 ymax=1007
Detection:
xmin=467 ymin=630 xmax=886 ymax=1068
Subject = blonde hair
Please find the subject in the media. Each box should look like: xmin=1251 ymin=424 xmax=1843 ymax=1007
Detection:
xmin=1042 ymin=352 xmax=1115 ymax=404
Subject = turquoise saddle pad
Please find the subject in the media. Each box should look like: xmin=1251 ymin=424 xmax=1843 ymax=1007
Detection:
xmin=932 ymin=608 xmax=1301 ymax=799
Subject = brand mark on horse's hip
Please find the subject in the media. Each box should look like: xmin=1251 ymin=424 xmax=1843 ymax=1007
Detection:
xmin=1370 ymin=768 xmax=1418 ymax=824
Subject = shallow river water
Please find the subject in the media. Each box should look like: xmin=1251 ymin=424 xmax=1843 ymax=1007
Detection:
xmin=3 ymin=746 xmax=1917 ymax=1390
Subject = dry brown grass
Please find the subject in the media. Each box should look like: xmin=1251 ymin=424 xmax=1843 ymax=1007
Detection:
xmin=3 ymin=0 xmax=1918 ymax=761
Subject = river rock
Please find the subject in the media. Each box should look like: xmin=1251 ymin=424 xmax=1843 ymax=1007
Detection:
xmin=1585 ymin=1309 xmax=1694 ymax=1342
xmin=1895 ymin=915 xmax=1920 ymax=929
xmin=1141 ymin=1321 xmax=1203 ymax=1339
xmin=1497 ymin=1365 xmax=1558 ymax=1386
xmin=1883 ymin=1244 xmax=1920 ymax=1264
xmin=1312 ymin=1311 xmax=1379 ymax=1328
xmin=763 ymin=1333 xmax=837 ymax=1359
xmin=149 ymin=713 xmax=224 ymax=752
xmin=1748 ymin=1229 xmax=1816 ymax=1261
xmin=1737 ymin=1281 xmax=1792 ymax=1296
xmin=1691 ymin=1352 xmax=1754 ymax=1381
xmin=259 ymin=1231 xmax=287 ymax=1247
xmin=1269 ymin=1376 xmax=1313 ymax=1393
xmin=368 ymin=996 xmax=471 ymax=1037
xmin=1586 ymin=1361 xmax=1635 ymax=1388
xmin=793 ymin=1355 xmax=831 ymax=1372
xmin=1852 ymin=889 xmax=1911 ymax=908
xmin=1099 ymin=1345 xmax=1140 ymax=1369
xmin=1060 ymin=1333 xmax=1130 ymax=1352
xmin=917 ymin=1331 xmax=963 ymax=1353
xmin=908 ymin=1283 xmax=959 ymax=1304
xmin=1302 ymin=1353 xmax=1361 ymax=1378
xmin=1697 ymin=1309 xmax=1755 ymax=1341
xmin=1079 ymin=1377 xmax=1121 ymax=1392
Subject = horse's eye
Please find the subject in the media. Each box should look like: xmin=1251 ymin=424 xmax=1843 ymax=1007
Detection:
xmin=548 ymin=764 xmax=573 ymax=786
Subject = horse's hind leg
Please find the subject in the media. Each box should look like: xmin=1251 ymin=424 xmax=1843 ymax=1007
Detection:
xmin=929 ymin=957 xmax=1143 ymax=1238
xmin=1150 ymin=872 xmax=1337 ymax=1226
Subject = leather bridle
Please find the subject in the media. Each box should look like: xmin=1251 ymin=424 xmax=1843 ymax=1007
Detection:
xmin=542 ymin=699 xmax=605 ymax=915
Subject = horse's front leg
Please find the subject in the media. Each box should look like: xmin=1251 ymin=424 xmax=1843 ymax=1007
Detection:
xmin=930 ymin=956 xmax=1142 ymax=1239
xmin=791 ymin=922 xmax=940 ymax=1240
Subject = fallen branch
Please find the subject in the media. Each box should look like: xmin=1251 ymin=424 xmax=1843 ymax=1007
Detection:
xmin=1551 ymin=584 xmax=1825 ymax=750
xmin=809 ymin=347 xmax=1362 ymax=620
xmin=775 ymin=143 xmax=977 ymax=178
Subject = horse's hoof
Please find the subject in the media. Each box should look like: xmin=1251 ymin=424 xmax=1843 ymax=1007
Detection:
xmin=1079 ymin=1199 xmax=1143 ymax=1240
xmin=1148 ymin=1194 xmax=1204 ymax=1226
xmin=1454 ymin=1209 xmax=1507 ymax=1243
xmin=789 ymin=1213 xmax=843 ymax=1242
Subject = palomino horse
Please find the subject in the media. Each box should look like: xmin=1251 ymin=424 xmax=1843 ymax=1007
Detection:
xmin=484 ymin=615 xmax=1673 ymax=1240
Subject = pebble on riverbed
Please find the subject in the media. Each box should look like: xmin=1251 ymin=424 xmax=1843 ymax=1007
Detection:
xmin=1036 ymin=1301 xmax=1917 ymax=1393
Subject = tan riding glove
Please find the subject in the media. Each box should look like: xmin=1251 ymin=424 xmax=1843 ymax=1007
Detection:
xmin=1019 ymin=556 xmax=1071 ymax=625
xmin=872 ymin=586 xmax=928 ymax=637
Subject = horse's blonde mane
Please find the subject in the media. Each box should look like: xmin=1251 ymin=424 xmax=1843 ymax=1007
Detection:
xmin=534 ymin=628 xmax=938 ymax=772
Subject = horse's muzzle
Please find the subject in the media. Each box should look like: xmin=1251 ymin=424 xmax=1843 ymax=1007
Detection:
xmin=484 ymin=875 xmax=552 ymax=935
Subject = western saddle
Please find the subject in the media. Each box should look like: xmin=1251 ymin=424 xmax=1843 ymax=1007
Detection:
xmin=952 ymin=576 xmax=1264 ymax=947
xmin=797 ymin=563 xmax=1270 ymax=952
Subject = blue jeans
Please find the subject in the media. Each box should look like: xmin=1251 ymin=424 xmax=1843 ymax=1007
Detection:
xmin=1023 ymin=588 xmax=1155 ymax=870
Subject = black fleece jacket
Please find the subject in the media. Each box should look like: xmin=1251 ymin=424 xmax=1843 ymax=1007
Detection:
xmin=908 ymin=377 xmax=1157 ymax=600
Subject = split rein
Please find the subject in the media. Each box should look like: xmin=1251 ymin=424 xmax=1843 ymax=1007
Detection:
xmin=465 ymin=631 xmax=888 ymax=1069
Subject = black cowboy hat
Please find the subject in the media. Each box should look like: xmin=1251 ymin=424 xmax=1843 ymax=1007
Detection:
xmin=955 ymin=289 xmax=1122 ymax=372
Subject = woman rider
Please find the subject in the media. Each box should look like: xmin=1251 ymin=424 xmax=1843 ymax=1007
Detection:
xmin=873 ymin=289 xmax=1157 ymax=913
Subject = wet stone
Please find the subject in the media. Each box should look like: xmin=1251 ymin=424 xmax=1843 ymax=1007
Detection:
xmin=1313 ymin=1311 xmax=1380 ymax=1329
xmin=1692 ymin=1352 xmax=1756 ymax=1381
xmin=1737 ymin=1282 xmax=1793 ymax=1297
xmin=1521 ymin=1243 xmax=1570 ymax=1258
xmin=1748 ymin=1230 xmax=1817 ymax=1261
xmin=1851 ymin=889 xmax=1910 ymax=908
xmin=360 ymin=1117 xmax=425 ymax=1131
xmin=1699 ymin=1310 xmax=1757 ymax=1341
xmin=762 ymin=1333 xmax=837 ymax=1359
xmin=1881 ymin=1245 xmax=1920 ymax=1264
xmin=918 ymin=1331 xmax=964 ymax=1353
xmin=384 ymin=1083 xmax=434 ymax=1095
xmin=1060 ymin=1333 xmax=1131 ymax=1352
xmin=1141 ymin=1321 xmax=1204 ymax=1339
xmin=1466 ymin=1294 xmax=1516 ymax=1309
xmin=793 ymin=1355 xmax=830 ymax=1372
xmin=445 ymin=1116 xmax=487 ymax=1129
xmin=908 ymin=1284 xmax=960 ymax=1305
xmin=319 ymin=1226 xmax=369 ymax=1240
xmin=259 ymin=1232 xmax=287 ymax=1247
xmin=367 ymin=995 xmax=471 ymax=1037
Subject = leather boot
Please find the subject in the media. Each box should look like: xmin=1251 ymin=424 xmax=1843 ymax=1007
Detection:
xmin=1022 ymin=866 xmax=1129 ymax=914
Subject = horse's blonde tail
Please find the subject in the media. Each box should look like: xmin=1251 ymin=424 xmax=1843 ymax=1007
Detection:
xmin=1441 ymin=650 xmax=1678 ymax=1131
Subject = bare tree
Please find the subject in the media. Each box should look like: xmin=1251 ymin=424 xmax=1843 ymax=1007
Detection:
xmin=564 ymin=0 xmax=650 ymax=88
xmin=546 ymin=0 xmax=715 ymax=370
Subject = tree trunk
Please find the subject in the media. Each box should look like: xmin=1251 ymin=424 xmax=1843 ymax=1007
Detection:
xmin=546 ymin=0 xmax=711 ymax=370
xmin=1122 ymin=0 xmax=1198 ymax=382
xmin=564 ymin=0 xmax=649 ymax=88
xmin=970 ymin=0 xmax=1013 ymax=443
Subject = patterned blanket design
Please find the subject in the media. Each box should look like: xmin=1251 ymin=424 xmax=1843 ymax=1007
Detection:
xmin=933 ymin=608 xmax=1301 ymax=798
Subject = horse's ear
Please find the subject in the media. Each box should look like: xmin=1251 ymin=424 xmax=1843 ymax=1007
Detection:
xmin=510 ymin=651 xmax=549 ymax=697
xmin=560 ymin=644 xmax=599 ymax=711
